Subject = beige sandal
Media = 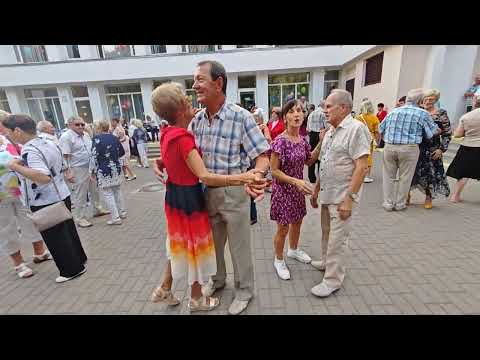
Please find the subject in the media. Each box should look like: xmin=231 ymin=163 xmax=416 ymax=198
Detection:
xmin=151 ymin=286 xmax=180 ymax=306
xmin=188 ymin=296 xmax=220 ymax=312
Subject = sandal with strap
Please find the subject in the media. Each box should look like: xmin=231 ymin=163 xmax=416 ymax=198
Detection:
xmin=33 ymin=251 xmax=53 ymax=264
xmin=15 ymin=263 xmax=34 ymax=279
xmin=188 ymin=296 xmax=220 ymax=312
xmin=151 ymin=286 xmax=180 ymax=306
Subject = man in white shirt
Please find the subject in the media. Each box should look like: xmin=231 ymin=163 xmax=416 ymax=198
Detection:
xmin=59 ymin=116 xmax=109 ymax=228
xmin=310 ymin=90 xmax=371 ymax=298
xmin=37 ymin=120 xmax=59 ymax=145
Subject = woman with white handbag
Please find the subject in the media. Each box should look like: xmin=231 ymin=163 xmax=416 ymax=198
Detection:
xmin=3 ymin=114 xmax=88 ymax=283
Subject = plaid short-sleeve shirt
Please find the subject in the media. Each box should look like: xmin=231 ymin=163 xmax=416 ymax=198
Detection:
xmin=379 ymin=104 xmax=439 ymax=145
xmin=189 ymin=101 xmax=270 ymax=174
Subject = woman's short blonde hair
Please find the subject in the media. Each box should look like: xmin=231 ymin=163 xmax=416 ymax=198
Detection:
xmin=423 ymin=89 xmax=440 ymax=101
xmin=359 ymin=100 xmax=375 ymax=115
xmin=0 ymin=109 xmax=10 ymax=122
xmin=94 ymin=119 xmax=111 ymax=133
xmin=132 ymin=119 xmax=144 ymax=129
xmin=151 ymin=82 xmax=188 ymax=125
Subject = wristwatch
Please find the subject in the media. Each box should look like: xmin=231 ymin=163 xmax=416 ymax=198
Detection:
xmin=347 ymin=191 xmax=359 ymax=203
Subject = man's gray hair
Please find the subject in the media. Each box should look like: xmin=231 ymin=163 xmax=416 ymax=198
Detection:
xmin=330 ymin=89 xmax=353 ymax=109
xmin=318 ymin=100 xmax=326 ymax=109
xmin=36 ymin=120 xmax=52 ymax=132
xmin=67 ymin=116 xmax=83 ymax=125
xmin=475 ymin=95 xmax=480 ymax=109
xmin=406 ymin=88 xmax=425 ymax=106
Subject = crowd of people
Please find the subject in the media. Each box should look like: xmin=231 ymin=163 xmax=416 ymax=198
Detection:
xmin=1 ymin=62 xmax=479 ymax=315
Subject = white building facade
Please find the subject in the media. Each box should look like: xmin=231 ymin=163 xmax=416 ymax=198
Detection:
xmin=0 ymin=45 xmax=478 ymax=129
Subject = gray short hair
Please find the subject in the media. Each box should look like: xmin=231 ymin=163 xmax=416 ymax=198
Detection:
xmin=330 ymin=89 xmax=353 ymax=109
xmin=475 ymin=95 xmax=480 ymax=109
xmin=36 ymin=120 xmax=52 ymax=132
xmin=67 ymin=116 xmax=83 ymax=125
xmin=406 ymin=88 xmax=425 ymax=105
xmin=318 ymin=100 xmax=326 ymax=109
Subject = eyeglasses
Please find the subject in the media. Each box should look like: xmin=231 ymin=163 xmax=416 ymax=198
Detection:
xmin=74 ymin=123 xmax=86 ymax=127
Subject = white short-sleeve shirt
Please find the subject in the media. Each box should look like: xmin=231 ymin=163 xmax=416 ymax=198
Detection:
xmin=59 ymin=129 xmax=92 ymax=168
xmin=319 ymin=115 xmax=371 ymax=205
xmin=19 ymin=137 xmax=70 ymax=207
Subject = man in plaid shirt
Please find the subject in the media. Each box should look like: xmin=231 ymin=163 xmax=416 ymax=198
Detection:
xmin=189 ymin=60 xmax=270 ymax=315
xmin=379 ymin=88 xmax=440 ymax=212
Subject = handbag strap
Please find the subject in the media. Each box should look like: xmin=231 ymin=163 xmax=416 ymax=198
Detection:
xmin=25 ymin=142 xmax=64 ymax=203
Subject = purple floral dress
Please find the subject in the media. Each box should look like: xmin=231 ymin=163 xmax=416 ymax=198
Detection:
xmin=270 ymin=135 xmax=311 ymax=225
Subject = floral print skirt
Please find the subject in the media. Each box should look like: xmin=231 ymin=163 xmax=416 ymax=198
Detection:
xmin=411 ymin=143 xmax=450 ymax=198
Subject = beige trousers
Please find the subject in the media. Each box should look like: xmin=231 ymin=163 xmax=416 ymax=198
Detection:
xmin=206 ymin=186 xmax=253 ymax=301
xmin=69 ymin=166 xmax=103 ymax=220
xmin=382 ymin=144 xmax=420 ymax=209
xmin=0 ymin=198 xmax=42 ymax=256
xmin=320 ymin=204 xmax=352 ymax=288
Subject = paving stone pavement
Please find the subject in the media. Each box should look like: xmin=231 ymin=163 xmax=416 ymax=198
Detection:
xmin=1 ymin=152 xmax=480 ymax=315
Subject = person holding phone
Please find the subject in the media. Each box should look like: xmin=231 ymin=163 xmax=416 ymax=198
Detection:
xmin=270 ymin=99 xmax=322 ymax=280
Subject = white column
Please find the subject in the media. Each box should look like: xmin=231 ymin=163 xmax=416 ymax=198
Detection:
xmin=423 ymin=45 xmax=447 ymax=90
xmin=140 ymin=79 xmax=154 ymax=120
xmin=166 ymin=45 xmax=180 ymax=54
xmin=226 ymin=73 xmax=238 ymax=104
xmin=256 ymin=71 xmax=269 ymax=114
xmin=134 ymin=45 xmax=148 ymax=56
xmin=87 ymin=84 xmax=109 ymax=121
xmin=5 ymin=87 xmax=29 ymax=114
xmin=222 ymin=45 xmax=236 ymax=51
xmin=78 ymin=45 xmax=99 ymax=59
xmin=57 ymin=86 xmax=76 ymax=120
xmin=311 ymin=69 xmax=325 ymax=106
xmin=255 ymin=45 xmax=270 ymax=49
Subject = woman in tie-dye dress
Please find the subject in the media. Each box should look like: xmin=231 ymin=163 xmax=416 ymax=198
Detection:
xmin=149 ymin=82 xmax=265 ymax=312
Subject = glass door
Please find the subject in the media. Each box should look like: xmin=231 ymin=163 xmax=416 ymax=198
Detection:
xmin=75 ymin=100 xmax=93 ymax=124
xmin=238 ymin=89 xmax=256 ymax=110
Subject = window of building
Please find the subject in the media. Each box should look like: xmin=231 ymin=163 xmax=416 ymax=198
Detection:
xmin=17 ymin=45 xmax=48 ymax=63
xmin=268 ymin=72 xmax=310 ymax=109
xmin=105 ymin=83 xmax=144 ymax=123
xmin=24 ymin=88 xmax=65 ymax=129
xmin=184 ymin=79 xmax=200 ymax=108
xmin=151 ymin=45 xmax=167 ymax=54
xmin=66 ymin=45 xmax=81 ymax=59
xmin=324 ymin=70 xmax=339 ymax=97
xmin=71 ymin=86 xmax=93 ymax=123
xmin=345 ymin=78 xmax=355 ymax=100
xmin=0 ymin=90 xmax=11 ymax=113
xmin=153 ymin=80 xmax=172 ymax=89
xmin=181 ymin=45 xmax=217 ymax=53
xmin=238 ymin=75 xmax=256 ymax=88
xmin=98 ymin=45 xmax=135 ymax=59
xmin=236 ymin=45 xmax=253 ymax=48
xmin=364 ymin=52 xmax=383 ymax=86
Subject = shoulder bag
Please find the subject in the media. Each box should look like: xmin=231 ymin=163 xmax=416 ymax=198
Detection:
xmin=23 ymin=143 xmax=73 ymax=232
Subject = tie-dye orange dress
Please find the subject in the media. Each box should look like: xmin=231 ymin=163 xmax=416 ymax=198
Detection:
xmin=160 ymin=127 xmax=216 ymax=285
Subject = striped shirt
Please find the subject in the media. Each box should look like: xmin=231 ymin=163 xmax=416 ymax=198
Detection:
xmin=379 ymin=104 xmax=439 ymax=145
xmin=189 ymin=101 xmax=270 ymax=174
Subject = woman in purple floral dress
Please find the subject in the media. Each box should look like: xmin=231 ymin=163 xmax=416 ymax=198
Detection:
xmin=270 ymin=100 xmax=322 ymax=280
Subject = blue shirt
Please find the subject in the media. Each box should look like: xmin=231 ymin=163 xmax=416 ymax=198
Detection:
xmin=379 ymin=104 xmax=439 ymax=145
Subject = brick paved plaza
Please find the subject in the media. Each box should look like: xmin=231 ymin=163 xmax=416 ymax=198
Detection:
xmin=1 ymin=151 xmax=480 ymax=315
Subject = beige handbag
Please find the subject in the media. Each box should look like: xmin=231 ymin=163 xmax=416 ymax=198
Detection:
xmin=23 ymin=143 xmax=73 ymax=232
